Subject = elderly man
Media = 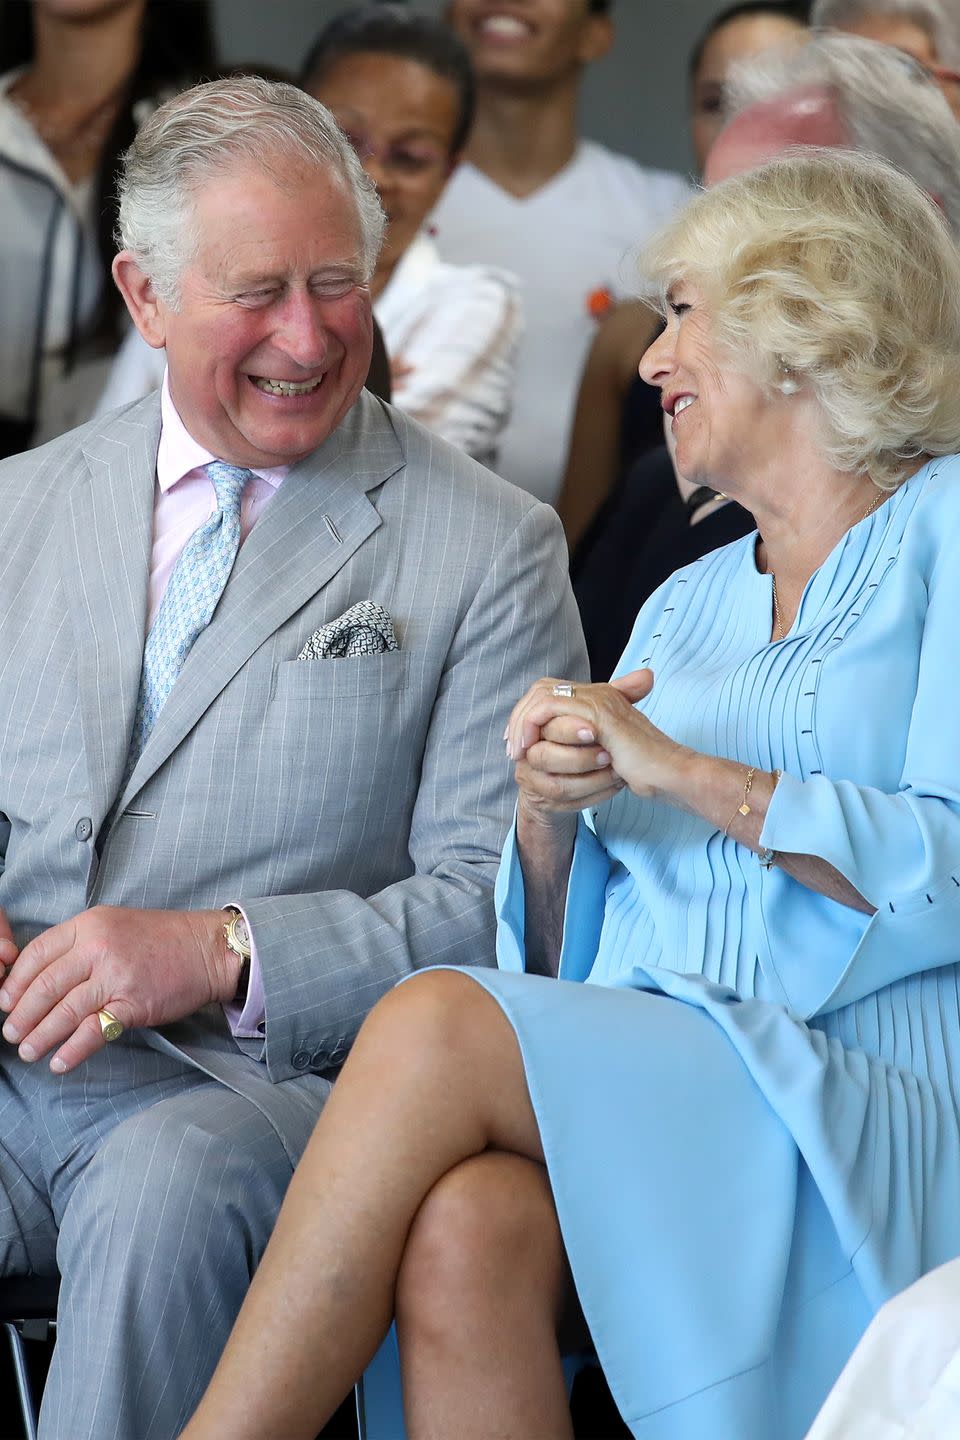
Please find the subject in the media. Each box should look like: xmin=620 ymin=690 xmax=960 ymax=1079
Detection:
xmin=706 ymin=28 xmax=960 ymax=222
xmin=0 ymin=76 xmax=583 ymax=1439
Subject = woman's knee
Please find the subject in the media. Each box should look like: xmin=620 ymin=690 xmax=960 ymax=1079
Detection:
xmin=396 ymin=1152 xmax=567 ymax=1336
xmin=352 ymin=970 xmax=505 ymax=1077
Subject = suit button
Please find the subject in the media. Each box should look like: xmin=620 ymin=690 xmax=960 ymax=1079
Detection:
xmin=75 ymin=817 xmax=93 ymax=841
xmin=292 ymin=1050 xmax=311 ymax=1070
xmin=311 ymin=1049 xmax=327 ymax=1067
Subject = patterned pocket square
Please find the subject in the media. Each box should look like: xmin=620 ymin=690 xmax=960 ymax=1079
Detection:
xmin=297 ymin=601 xmax=399 ymax=660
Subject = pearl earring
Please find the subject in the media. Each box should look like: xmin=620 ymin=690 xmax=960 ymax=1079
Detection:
xmin=776 ymin=358 xmax=799 ymax=396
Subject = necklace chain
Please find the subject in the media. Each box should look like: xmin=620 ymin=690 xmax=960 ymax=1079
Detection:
xmin=770 ymin=488 xmax=887 ymax=642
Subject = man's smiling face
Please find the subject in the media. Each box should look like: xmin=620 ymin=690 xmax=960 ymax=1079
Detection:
xmin=133 ymin=159 xmax=374 ymax=468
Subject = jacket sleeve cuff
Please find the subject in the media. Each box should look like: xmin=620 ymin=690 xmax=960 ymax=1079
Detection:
xmin=495 ymin=812 xmax=610 ymax=981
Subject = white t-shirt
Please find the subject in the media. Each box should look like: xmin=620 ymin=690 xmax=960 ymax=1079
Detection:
xmin=429 ymin=141 xmax=692 ymax=502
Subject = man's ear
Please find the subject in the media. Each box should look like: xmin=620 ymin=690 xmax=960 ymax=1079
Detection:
xmin=579 ymin=12 xmax=613 ymax=66
xmin=111 ymin=252 xmax=169 ymax=349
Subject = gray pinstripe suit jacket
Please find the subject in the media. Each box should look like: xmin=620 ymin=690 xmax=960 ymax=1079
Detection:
xmin=0 ymin=388 xmax=585 ymax=1157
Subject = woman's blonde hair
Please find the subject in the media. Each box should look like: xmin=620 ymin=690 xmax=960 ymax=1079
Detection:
xmin=643 ymin=147 xmax=960 ymax=487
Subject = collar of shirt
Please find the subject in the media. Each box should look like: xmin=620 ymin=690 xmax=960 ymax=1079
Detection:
xmin=157 ymin=369 xmax=290 ymax=492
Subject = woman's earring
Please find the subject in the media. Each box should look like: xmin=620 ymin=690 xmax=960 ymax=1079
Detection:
xmin=776 ymin=358 xmax=799 ymax=396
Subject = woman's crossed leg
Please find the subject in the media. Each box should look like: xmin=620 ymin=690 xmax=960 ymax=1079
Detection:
xmin=181 ymin=970 xmax=576 ymax=1440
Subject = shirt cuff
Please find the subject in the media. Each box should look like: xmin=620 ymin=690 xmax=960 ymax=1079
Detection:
xmin=220 ymin=904 xmax=266 ymax=1038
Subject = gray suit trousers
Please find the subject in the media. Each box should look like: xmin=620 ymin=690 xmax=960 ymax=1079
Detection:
xmin=1 ymin=1022 xmax=331 ymax=1440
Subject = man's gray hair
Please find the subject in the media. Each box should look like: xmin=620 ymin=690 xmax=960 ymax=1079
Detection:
xmin=726 ymin=32 xmax=960 ymax=235
xmin=810 ymin=0 xmax=950 ymax=56
xmin=116 ymin=76 xmax=387 ymax=306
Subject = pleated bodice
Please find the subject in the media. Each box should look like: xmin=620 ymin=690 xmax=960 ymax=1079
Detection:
xmin=584 ymin=458 xmax=960 ymax=1099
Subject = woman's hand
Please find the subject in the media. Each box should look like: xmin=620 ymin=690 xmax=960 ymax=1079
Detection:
xmin=507 ymin=670 xmax=689 ymax=809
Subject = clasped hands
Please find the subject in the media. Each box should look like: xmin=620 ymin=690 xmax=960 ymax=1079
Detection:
xmin=506 ymin=669 xmax=687 ymax=822
xmin=0 ymin=905 xmax=239 ymax=1074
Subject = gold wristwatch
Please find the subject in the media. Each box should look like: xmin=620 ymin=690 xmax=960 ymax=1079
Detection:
xmin=222 ymin=905 xmax=252 ymax=1002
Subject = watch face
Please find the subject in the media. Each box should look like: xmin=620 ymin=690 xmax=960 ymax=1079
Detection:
xmin=225 ymin=909 xmax=251 ymax=955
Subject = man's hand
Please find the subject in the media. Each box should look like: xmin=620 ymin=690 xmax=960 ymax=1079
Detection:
xmin=0 ymin=907 xmax=239 ymax=1074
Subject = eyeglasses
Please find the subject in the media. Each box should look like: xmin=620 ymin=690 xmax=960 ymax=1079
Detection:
xmin=339 ymin=128 xmax=449 ymax=180
xmin=889 ymin=48 xmax=960 ymax=93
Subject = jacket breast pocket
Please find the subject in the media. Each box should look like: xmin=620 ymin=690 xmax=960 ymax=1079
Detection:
xmin=264 ymin=651 xmax=416 ymax=838
xmin=270 ymin=649 xmax=409 ymax=703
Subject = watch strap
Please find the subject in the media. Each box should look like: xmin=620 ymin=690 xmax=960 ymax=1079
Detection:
xmin=222 ymin=905 xmax=252 ymax=1003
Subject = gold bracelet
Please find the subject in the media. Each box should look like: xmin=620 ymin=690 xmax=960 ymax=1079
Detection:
xmin=723 ymin=765 xmax=756 ymax=836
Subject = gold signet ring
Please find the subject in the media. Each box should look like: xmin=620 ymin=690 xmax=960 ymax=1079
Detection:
xmin=97 ymin=1008 xmax=124 ymax=1042
xmin=551 ymin=682 xmax=576 ymax=698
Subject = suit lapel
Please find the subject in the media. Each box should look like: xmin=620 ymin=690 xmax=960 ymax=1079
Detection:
xmin=116 ymin=394 xmax=405 ymax=809
xmin=63 ymin=404 xmax=159 ymax=822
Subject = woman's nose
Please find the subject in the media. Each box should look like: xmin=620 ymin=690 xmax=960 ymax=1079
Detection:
xmin=638 ymin=324 xmax=674 ymax=387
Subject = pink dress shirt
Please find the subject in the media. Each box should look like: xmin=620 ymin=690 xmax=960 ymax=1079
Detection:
xmin=154 ymin=373 xmax=286 ymax=1037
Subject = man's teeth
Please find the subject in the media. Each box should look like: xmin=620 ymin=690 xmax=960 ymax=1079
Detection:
xmin=254 ymin=376 xmax=323 ymax=396
xmin=674 ymin=396 xmax=695 ymax=416
xmin=481 ymin=15 xmax=532 ymax=39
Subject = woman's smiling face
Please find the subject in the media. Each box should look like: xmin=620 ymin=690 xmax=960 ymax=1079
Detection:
xmin=639 ymin=277 xmax=796 ymax=494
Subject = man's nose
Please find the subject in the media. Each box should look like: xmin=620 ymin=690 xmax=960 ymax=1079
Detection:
xmin=276 ymin=292 xmax=331 ymax=367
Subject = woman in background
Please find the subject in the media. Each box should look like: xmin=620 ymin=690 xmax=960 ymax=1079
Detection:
xmin=0 ymin=0 xmax=215 ymax=457
xmin=301 ymin=6 xmax=521 ymax=465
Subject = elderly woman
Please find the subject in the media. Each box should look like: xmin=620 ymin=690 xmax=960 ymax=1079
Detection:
xmin=180 ymin=150 xmax=960 ymax=1440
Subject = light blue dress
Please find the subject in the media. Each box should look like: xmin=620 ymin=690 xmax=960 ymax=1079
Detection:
xmin=463 ymin=456 xmax=960 ymax=1438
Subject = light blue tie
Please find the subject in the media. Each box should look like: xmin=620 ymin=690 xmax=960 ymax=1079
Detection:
xmin=128 ymin=460 xmax=252 ymax=765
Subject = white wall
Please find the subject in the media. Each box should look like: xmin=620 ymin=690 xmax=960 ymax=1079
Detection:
xmin=212 ymin=0 xmax=730 ymax=178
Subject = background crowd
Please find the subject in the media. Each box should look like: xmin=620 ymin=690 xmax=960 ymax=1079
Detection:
xmin=5 ymin=0 xmax=960 ymax=506
xmin=4 ymin=1 xmax=960 ymax=1439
